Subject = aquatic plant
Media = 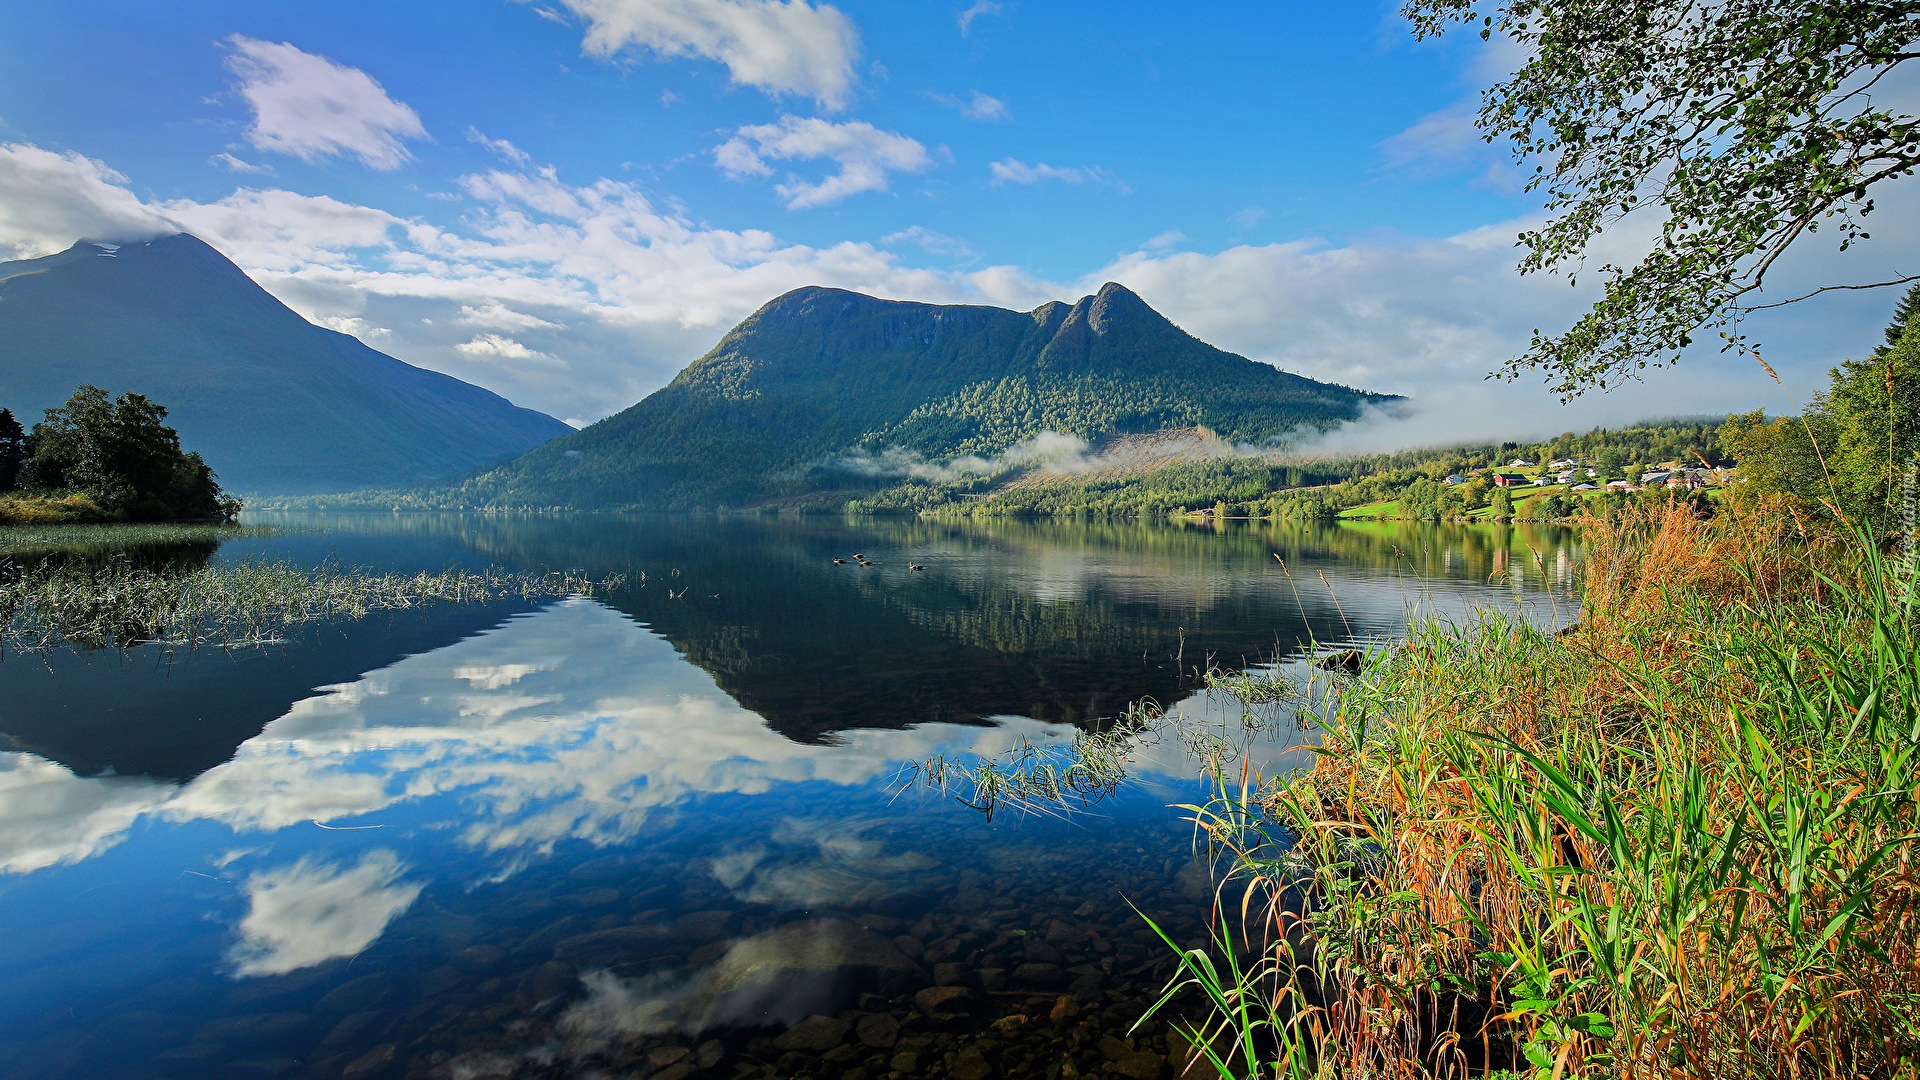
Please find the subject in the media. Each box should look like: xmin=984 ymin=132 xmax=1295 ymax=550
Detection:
xmin=0 ymin=550 xmax=622 ymax=653
xmin=1148 ymin=503 xmax=1920 ymax=1078
xmin=902 ymin=723 xmax=1146 ymax=821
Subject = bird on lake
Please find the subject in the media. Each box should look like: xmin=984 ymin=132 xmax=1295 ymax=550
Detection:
xmin=859 ymin=560 xmax=873 ymax=567
xmin=909 ymin=565 xmax=925 ymax=571
xmin=832 ymin=558 xmax=846 ymax=564
xmin=853 ymin=553 xmax=865 ymax=559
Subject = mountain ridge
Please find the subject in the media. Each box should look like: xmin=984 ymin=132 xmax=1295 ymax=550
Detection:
xmin=0 ymin=234 xmax=573 ymax=494
xmin=437 ymin=282 xmax=1398 ymax=509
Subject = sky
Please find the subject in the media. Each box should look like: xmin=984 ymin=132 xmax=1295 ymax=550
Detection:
xmin=1 ymin=0 xmax=1914 ymax=443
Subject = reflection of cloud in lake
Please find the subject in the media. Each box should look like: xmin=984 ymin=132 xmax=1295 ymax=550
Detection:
xmin=0 ymin=754 xmax=172 ymax=873
xmin=0 ymin=599 xmax=1093 ymax=876
xmin=707 ymin=817 xmax=952 ymax=908
xmin=228 ymin=849 xmax=422 ymax=976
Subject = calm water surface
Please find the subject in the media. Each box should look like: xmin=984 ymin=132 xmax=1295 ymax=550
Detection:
xmin=0 ymin=514 xmax=1578 ymax=1080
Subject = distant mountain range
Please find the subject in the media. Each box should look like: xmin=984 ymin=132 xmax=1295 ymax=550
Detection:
xmin=442 ymin=282 xmax=1397 ymax=510
xmin=0 ymin=235 xmax=571 ymax=494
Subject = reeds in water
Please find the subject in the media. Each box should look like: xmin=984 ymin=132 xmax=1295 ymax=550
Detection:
xmin=0 ymin=552 xmax=621 ymax=653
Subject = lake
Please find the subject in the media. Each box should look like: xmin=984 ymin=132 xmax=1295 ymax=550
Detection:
xmin=0 ymin=513 xmax=1579 ymax=1080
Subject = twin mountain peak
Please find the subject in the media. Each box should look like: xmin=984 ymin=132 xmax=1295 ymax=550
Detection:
xmin=0 ymin=234 xmax=1394 ymax=504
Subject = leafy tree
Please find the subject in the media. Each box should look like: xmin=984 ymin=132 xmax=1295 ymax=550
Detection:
xmin=19 ymin=384 xmax=241 ymax=521
xmin=0 ymin=408 xmax=25 ymax=493
xmin=1404 ymin=0 xmax=1920 ymax=398
xmin=1594 ymin=446 xmax=1624 ymax=482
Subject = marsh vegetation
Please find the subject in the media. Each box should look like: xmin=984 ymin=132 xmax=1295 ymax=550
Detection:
xmin=0 ymin=523 xmax=620 ymax=652
xmin=1133 ymin=505 xmax=1920 ymax=1079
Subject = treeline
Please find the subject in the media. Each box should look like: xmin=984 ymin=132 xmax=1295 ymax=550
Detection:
xmin=844 ymin=458 xmax=1341 ymax=517
xmin=813 ymin=419 xmax=1725 ymax=521
xmin=0 ymin=385 xmax=240 ymax=523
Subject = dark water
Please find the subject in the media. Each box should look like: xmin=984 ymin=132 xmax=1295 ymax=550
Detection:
xmin=0 ymin=514 xmax=1578 ymax=1080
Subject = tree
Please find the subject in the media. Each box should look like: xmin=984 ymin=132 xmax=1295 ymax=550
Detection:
xmin=1491 ymin=487 xmax=1516 ymax=518
xmin=0 ymin=408 xmax=24 ymax=493
xmin=20 ymin=384 xmax=241 ymax=521
xmin=1877 ymin=281 xmax=1920 ymax=353
xmin=1403 ymin=0 xmax=1920 ymax=399
xmin=1721 ymin=292 xmax=1919 ymax=526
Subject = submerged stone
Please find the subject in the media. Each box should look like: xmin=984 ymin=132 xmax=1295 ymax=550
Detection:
xmin=856 ymin=1011 xmax=899 ymax=1048
xmin=774 ymin=1014 xmax=852 ymax=1051
xmin=681 ymin=919 xmax=921 ymax=1032
xmin=913 ymin=985 xmax=973 ymax=1013
xmin=951 ymin=1044 xmax=994 ymax=1080
xmin=552 ymin=925 xmax=677 ymax=966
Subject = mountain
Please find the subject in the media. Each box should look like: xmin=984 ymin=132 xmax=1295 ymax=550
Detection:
xmin=0 ymin=234 xmax=573 ymax=494
xmin=449 ymin=282 xmax=1398 ymax=509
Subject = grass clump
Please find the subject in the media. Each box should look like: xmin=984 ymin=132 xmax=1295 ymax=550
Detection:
xmin=0 ymin=492 xmax=110 ymax=524
xmin=0 ymin=553 xmax=621 ymax=653
xmin=1153 ymin=502 xmax=1920 ymax=1078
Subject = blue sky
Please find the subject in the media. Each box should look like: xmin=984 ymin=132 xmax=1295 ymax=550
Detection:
xmin=1 ymin=0 xmax=1910 ymax=439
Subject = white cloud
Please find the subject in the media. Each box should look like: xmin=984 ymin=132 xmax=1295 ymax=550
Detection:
xmin=553 ymin=0 xmax=862 ymax=110
xmin=459 ymin=302 xmax=565 ymax=330
xmin=468 ymin=126 xmax=533 ymax=167
xmin=956 ymin=0 xmax=1001 ymax=36
xmin=712 ymin=115 xmax=933 ymax=209
xmin=882 ymin=225 xmax=973 ymax=258
xmin=1377 ymin=99 xmax=1483 ymax=172
xmin=1375 ymin=96 xmax=1522 ymax=191
xmin=1228 ymin=205 xmax=1268 ymax=231
xmin=932 ymin=90 xmax=1007 ymax=121
xmin=211 ymin=152 xmax=274 ymax=174
xmin=1 ymin=138 xmax=1899 ymax=444
xmin=456 ymin=333 xmax=569 ymax=368
xmin=962 ymin=91 xmax=1007 ymax=120
xmin=0 ymin=143 xmax=177 ymax=259
xmin=987 ymin=158 xmax=1125 ymax=191
xmin=222 ymin=36 xmax=429 ymax=171
xmin=228 ymin=850 xmax=423 ymax=976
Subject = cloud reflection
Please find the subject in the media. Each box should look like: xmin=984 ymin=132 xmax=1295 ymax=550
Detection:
xmin=228 ymin=849 xmax=423 ymax=976
xmin=0 ymin=598 xmax=1091 ymax=878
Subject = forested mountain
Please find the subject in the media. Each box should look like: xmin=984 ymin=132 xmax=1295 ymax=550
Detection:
xmin=445 ymin=282 xmax=1395 ymax=509
xmin=0 ymin=235 xmax=572 ymax=494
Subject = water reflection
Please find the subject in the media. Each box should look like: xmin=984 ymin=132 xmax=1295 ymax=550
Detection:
xmin=0 ymin=514 xmax=1580 ymax=1079
xmin=2 ymin=598 xmax=1082 ymax=878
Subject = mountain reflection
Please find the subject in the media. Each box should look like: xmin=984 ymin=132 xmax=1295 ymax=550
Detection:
xmin=0 ymin=515 xmax=1580 ymax=881
xmin=238 ymin=513 xmax=1578 ymax=742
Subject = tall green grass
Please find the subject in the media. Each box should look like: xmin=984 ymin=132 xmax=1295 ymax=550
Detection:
xmin=1149 ymin=504 xmax=1920 ymax=1078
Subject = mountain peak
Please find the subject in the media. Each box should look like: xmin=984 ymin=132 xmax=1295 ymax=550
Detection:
xmin=0 ymin=233 xmax=572 ymax=493
xmin=463 ymin=284 xmax=1396 ymax=509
